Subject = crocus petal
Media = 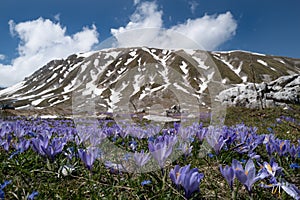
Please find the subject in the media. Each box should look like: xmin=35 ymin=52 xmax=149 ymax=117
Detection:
xmin=235 ymin=170 xmax=247 ymax=185
xmin=232 ymin=159 xmax=243 ymax=172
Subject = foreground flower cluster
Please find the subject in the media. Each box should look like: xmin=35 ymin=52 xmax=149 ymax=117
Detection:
xmin=0 ymin=116 xmax=299 ymax=199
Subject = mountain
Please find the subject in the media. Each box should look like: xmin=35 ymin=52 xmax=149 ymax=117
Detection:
xmin=0 ymin=47 xmax=299 ymax=117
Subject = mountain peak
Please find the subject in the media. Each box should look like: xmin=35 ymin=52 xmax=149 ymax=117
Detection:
xmin=0 ymin=47 xmax=299 ymax=117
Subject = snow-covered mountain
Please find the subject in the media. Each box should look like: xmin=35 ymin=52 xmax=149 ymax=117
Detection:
xmin=0 ymin=47 xmax=299 ymax=116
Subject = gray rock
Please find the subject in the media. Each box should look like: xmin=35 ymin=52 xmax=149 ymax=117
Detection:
xmin=217 ymin=74 xmax=300 ymax=108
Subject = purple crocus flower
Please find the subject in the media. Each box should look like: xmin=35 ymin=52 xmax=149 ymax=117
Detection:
xmin=31 ymin=134 xmax=49 ymax=156
xmin=232 ymin=159 xmax=261 ymax=192
xmin=289 ymin=144 xmax=298 ymax=160
xmin=179 ymin=127 xmax=196 ymax=143
xmin=169 ymin=164 xmax=204 ymax=199
xmin=274 ymin=140 xmax=289 ymax=156
xmin=263 ymin=132 xmax=275 ymax=142
xmin=12 ymin=121 xmax=27 ymax=138
xmin=88 ymin=129 xmax=107 ymax=147
xmin=177 ymin=142 xmax=193 ymax=157
xmin=219 ymin=165 xmax=235 ymax=190
xmin=169 ymin=164 xmax=191 ymax=186
xmin=247 ymin=151 xmax=261 ymax=161
xmin=260 ymin=179 xmax=300 ymax=199
xmin=78 ymin=147 xmax=99 ymax=170
xmin=134 ymin=150 xmax=151 ymax=167
xmin=148 ymin=135 xmax=177 ymax=168
xmin=13 ymin=138 xmax=31 ymax=153
xmin=0 ymin=135 xmax=12 ymax=152
xmin=41 ymin=138 xmax=66 ymax=160
xmin=205 ymin=126 xmax=226 ymax=155
xmin=265 ymin=142 xmax=275 ymax=156
xmin=195 ymin=125 xmax=207 ymax=143
xmin=281 ymin=183 xmax=300 ymax=199
xmin=263 ymin=158 xmax=282 ymax=177
xmin=104 ymin=161 xmax=125 ymax=174
xmin=181 ymin=167 xmax=204 ymax=199
xmin=222 ymin=127 xmax=237 ymax=146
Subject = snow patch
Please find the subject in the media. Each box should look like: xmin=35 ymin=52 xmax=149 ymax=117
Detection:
xmin=32 ymin=98 xmax=45 ymax=106
xmin=179 ymin=61 xmax=189 ymax=74
xmin=42 ymin=93 xmax=54 ymax=98
xmin=0 ymin=81 xmax=26 ymax=96
xmin=162 ymin=49 xmax=168 ymax=55
xmin=64 ymin=79 xmax=77 ymax=93
xmin=94 ymin=87 xmax=106 ymax=96
xmin=133 ymin=74 xmax=144 ymax=95
xmin=129 ymin=50 xmax=137 ymax=57
xmin=108 ymin=82 xmax=129 ymax=112
xmin=49 ymin=95 xmax=70 ymax=107
xmin=124 ymin=53 xmax=138 ymax=65
xmin=241 ymin=76 xmax=248 ymax=82
xmin=46 ymin=73 xmax=58 ymax=83
xmin=216 ymin=50 xmax=266 ymax=56
xmin=106 ymin=70 xmax=114 ymax=77
xmin=143 ymin=115 xmax=180 ymax=122
xmin=117 ymin=67 xmax=127 ymax=74
xmin=40 ymin=115 xmax=59 ymax=119
xmin=173 ymin=83 xmax=189 ymax=93
xmin=257 ymin=59 xmax=268 ymax=66
xmin=94 ymin=59 xmax=99 ymax=66
xmin=77 ymin=51 xmax=97 ymax=58
xmin=104 ymin=50 xmax=121 ymax=60
xmin=219 ymin=57 xmax=240 ymax=76
xmin=192 ymin=55 xmax=209 ymax=70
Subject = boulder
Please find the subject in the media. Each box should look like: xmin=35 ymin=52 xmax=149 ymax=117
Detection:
xmin=217 ymin=74 xmax=300 ymax=108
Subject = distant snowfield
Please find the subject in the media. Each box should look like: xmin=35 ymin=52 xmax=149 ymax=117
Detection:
xmin=143 ymin=114 xmax=180 ymax=122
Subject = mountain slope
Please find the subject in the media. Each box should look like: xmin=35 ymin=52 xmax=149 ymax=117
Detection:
xmin=0 ymin=47 xmax=299 ymax=116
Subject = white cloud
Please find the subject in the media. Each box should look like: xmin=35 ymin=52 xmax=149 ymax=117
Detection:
xmin=111 ymin=1 xmax=237 ymax=51
xmin=0 ymin=54 xmax=5 ymax=60
xmin=0 ymin=18 xmax=99 ymax=87
xmin=54 ymin=13 xmax=60 ymax=21
xmin=8 ymin=20 xmax=15 ymax=36
xmin=133 ymin=0 xmax=140 ymax=5
xmin=189 ymin=1 xmax=199 ymax=14
xmin=111 ymin=1 xmax=163 ymax=48
xmin=170 ymin=12 xmax=237 ymax=50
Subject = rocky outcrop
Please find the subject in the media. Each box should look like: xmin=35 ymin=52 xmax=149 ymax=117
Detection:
xmin=217 ymin=74 xmax=300 ymax=108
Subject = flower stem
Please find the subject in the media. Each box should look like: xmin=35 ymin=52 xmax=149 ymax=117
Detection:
xmin=161 ymin=168 xmax=166 ymax=190
xmin=232 ymin=181 xmax=240 ymax=200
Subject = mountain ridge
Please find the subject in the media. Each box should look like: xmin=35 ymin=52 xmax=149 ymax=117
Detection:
xmin=0 ymin=47 xmax=299 ymax=117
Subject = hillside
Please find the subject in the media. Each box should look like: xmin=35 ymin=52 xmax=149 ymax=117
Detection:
xmin=0 ymin=47 xmax=299 ymax=117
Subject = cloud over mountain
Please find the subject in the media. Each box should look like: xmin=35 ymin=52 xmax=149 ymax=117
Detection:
xmin=0 ymin=1 xmax=237 ymax=87
xmin=0 ymin=18 xmax=98 ymax=87
xmin=111 ymin=1 xmax=237 ymax=50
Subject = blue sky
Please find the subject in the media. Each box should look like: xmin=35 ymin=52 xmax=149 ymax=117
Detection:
xmin=0 ymin=0 xmax=299 ymax=86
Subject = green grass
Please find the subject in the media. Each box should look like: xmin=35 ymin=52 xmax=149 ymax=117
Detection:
xmin=224 ymin=104 xmax=300 ymax=143
xmin=0 ymin=105 xmax=299 ymax=199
